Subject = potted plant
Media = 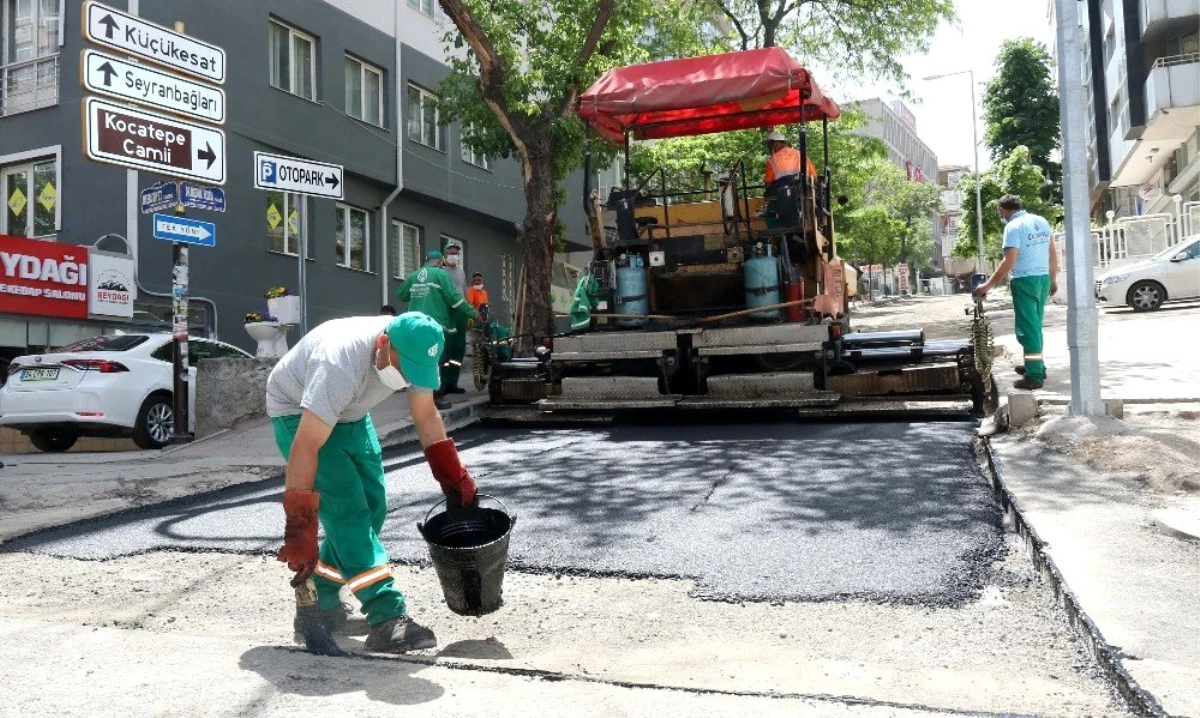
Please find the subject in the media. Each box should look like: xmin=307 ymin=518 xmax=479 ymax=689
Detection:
xmin=265 ymin=287 xmax=301 ymax=325
xmin=244 ymin=312 xmax=278 ymax=324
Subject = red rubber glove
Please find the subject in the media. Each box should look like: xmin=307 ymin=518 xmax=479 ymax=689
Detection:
xmin=277 ymin=490 xmax=320 ymax=587
xmin=424 ymin=438 xmax=478 ymax=508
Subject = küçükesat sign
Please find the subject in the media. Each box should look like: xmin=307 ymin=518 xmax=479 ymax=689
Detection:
xmin=0 ymin=235 xmax=137 ymax=320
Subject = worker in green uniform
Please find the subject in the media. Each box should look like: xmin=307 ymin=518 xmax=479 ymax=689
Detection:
xmin=269 ymin=312 xmax=479 ymax=653
xmin=396 ymin=250 xmax=478 ymax=409
xmin=975 ymin=194 xmax=1058 ymax=390
xmin=440 ymin=243 xmax=470 ymax=399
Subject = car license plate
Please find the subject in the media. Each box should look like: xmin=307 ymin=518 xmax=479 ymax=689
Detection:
xmin=20 ymin=368 xmax=59 ymax=382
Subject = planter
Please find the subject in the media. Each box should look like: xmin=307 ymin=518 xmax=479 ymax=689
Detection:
xmin=267 ymin=295 xmax=301 ymax=326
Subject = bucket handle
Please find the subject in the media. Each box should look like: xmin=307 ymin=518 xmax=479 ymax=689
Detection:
xmin=418 ymin=493 xmax=515 ymax=540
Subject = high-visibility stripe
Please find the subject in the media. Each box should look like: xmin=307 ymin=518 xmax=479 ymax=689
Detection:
xmin=346 ymin=565 xmax=392 ymax=593
xmin=314 ymin=562 xmax=345 ymax=584
xmin=451 ymin=298 xmax=466 ymax=308
xmin=1024 ymin=353 xmax=1044 ymax=360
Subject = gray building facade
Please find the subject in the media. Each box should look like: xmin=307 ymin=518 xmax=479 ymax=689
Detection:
xmin=0 ymin=0 xmax=581 ymax=356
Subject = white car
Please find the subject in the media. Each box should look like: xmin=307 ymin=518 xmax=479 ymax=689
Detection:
xmin=0 ymin=333 xmax=251 ymax=452
xmin=1095 ymin=234 xmax=1200 ymax=312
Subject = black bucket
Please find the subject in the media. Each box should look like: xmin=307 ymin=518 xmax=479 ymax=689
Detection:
xmin=417 ymin=494 xmax=515 ymax=617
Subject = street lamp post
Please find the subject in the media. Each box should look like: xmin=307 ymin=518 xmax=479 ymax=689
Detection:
xmin=924 ymin=70 xmax=985 ymax=277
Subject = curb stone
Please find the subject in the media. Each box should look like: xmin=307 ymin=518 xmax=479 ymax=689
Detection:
xmin=979 ymin=438 xmax=1168 ymax=718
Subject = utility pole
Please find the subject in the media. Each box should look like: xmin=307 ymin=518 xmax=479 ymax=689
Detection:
xmin=1054 ymin=0 xmax=1105 ymax=415
xmin=169 ymin=20 xmax=194 ymax=442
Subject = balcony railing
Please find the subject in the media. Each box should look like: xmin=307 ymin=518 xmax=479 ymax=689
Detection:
xmin=0 ymin=55 xmax=60 ymax=117
xmin=1145 ymin=52 xmax=1200 ymax=121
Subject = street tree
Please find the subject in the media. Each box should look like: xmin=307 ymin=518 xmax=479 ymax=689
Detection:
xmin=982 ymin=39 xmax=1061 ymax=195
xmin=839 ymin=204 xmax=905 ymax=275
xmin=435 ymin=0 xmax=709 ymax=338
xmin=954 ymin=145 xmax=1059 ymax=263
xmin=707 ymin=0 xmax=955 ymax=85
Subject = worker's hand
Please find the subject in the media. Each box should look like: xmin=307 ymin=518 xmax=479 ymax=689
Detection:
xmin=424 ymin=438 xmax=478 ymax=508
xmin=973 ymin=283 xmax=990 ymax=297
xmin=278 ymin=490 xmax=320 ymax=587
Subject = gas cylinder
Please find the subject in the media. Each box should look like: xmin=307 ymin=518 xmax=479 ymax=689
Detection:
xmin=614 ymin=255 xmax=648 ymax=327
xmin=744 ymin=244 xmax=781 ymax=321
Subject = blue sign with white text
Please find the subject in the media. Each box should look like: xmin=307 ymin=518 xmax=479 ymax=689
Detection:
xmin=179 ymin=182 xmax=226 ymax=212
xmin=153 ymin=213 xmax=216 ymax=248
xmin=140 ymin=182 xmax=177 ymax=214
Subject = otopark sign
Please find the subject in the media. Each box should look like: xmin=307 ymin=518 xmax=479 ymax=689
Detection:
xmin=84 ymin=98 xmax=226 ymax=184
xmin=254 ymin=152 xmax=344 ymax=199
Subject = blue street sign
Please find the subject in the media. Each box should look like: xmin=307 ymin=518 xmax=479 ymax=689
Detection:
xmin=153 ymin=213 xmax=216 ymax=248
xmin=140 ymin=182 xmax=177 ymax=214
xmin=179 ymin=182 xmax=226 ymax=212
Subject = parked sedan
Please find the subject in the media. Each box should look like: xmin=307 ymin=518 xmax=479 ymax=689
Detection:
xmin=0 ymin=333 xmax=251 ymax=452
xmin=1095 ymin=234 xmax=1200 ymax=312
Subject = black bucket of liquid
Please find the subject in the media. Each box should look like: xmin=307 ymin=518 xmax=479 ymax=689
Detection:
xmin=417 ymin=494 xmax=515 ymax=617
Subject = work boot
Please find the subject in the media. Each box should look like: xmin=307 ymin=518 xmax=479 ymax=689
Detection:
xmin=447 ymin=386 xmax=467 ymax=394
xmin=294 ymin=603 xmax=369 ymax=641
xmin=1013 ymin=377 xmax=1044 ymax=390
xmin=1014 ymin=366 xmax=1026 ymax=376
xmin=364 ymin=616 xmax=438 ymax=653
xmin=434 ymin=392 xmax=452 ymax=411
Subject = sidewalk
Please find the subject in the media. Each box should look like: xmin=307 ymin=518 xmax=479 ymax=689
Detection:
xmin=986 ymin=304 xmax=1200 ymax=716
xmin=0 ymin=375 xmax=489 ymax=543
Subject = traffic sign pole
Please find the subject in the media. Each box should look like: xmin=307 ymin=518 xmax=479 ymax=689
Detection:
xmin=170 ymin=217 xmax=192 ymax=443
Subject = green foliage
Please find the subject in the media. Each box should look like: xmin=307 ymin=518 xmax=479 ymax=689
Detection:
xmin=954 ymin=145 xmax=1060 ymax=262
xmin=708 ymin=0 xmax=956 ymax=87
xmin=982 ymin=39 xmax=1061 ymax=193
xmin=839 ymin=205 xmax=905 ymax=268
xmin=837 ymin=157 xmax=942 ymax=269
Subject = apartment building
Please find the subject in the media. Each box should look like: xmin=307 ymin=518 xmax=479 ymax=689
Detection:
xmin=1056 ymin=0 xmax=1200 ymax=224
xmin=1 ymin=0 xmax=585 ymax=359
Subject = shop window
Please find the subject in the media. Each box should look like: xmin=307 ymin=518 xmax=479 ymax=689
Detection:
xmin=335 ymin=203 xmax=370 ymax=271
xmin=2 ymin=157 xmax=56 ymax=237
xmin=269 ymin=20 xmax=315 ymax=100
xmin=265 ymin=190 xmax=305 ymax=256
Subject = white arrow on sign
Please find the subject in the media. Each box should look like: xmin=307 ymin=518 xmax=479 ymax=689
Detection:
xmin=83 ymin=0 xmax=226 ymax=84
xmin=158 ymin=220 xmax=212 ymax=240
xmin=82 ymin=50 xmax=225 ymax=124
xmin=84 ymin=98 xmax=226 ymax=184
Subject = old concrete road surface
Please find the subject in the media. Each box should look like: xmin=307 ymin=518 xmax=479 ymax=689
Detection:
xmin=6 ymin=421 xmax=999 ymax=605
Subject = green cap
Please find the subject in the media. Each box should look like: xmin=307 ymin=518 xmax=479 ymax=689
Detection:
xmin=425 ymin=250 xmax=443 ymax=261
xmin=385 ymin=312 xmax=444 ymax=390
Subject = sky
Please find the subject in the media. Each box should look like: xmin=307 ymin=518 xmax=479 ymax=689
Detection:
xmin=832 ymin=0 xmax=1056 ymax=172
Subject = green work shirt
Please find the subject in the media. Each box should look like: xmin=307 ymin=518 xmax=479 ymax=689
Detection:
xmin=396 ymin=262 xmax=478 ymax=330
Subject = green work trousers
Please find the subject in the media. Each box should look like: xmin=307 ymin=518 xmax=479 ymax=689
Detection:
xmin=272 ymin=414 xmax=406 ymax=625
xmin=1011 ymin=275 xmax=1051 ymax=383
xmin=440 ymin=313 xmax=468 ymax=391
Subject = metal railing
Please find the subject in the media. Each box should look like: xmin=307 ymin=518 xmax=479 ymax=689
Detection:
xmin=1150 ymin=52 xmax=1200 ymax=70
xmin=0 ymin=54 xmax=59 ymax=117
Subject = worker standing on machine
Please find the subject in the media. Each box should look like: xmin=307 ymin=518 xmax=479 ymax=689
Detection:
xmin=762 ymin=130 xmax=818 ymax=230
xmin=396 ymin=250 xmax=478 ymax=409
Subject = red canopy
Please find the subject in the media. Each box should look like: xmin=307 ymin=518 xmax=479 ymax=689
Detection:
xmin=578 ymin=47 xmax=840 ymax=142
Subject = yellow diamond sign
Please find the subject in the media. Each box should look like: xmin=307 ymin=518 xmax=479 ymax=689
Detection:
xmin=266 ymin=203 xmax=282 ymax=229
xmin=38 ymin=182 xmax=56 ymax=212
xmin=7 ymin=186 xmax=27 ymax=217
xmin=288 ymin=208 xmax=300 ymax=236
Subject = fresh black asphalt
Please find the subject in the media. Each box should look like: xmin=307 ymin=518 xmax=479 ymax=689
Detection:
xmin=3 ymin=420 xmax=1003 ymax=604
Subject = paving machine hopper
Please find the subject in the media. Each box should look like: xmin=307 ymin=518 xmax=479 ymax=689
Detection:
xmin=483 ymin=48 xmax=995 ymax=420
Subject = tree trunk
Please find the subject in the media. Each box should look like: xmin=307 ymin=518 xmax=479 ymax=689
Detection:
xmin=518 ymin=146 xmax=558 ymax=344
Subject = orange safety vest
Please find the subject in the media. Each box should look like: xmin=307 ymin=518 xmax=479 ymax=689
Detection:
xmin=764 ymin=146 xmax=817 ymax=185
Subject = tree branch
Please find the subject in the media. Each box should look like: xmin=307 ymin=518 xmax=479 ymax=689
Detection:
xmin=558 ymin=0 xmax=616 ymax=119
xmin=711 ymin=0 xmax=752 ymax=51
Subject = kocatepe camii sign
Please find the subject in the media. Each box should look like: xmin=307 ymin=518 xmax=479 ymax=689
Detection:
xmin=0 ymin=235 xmax=90 ymax=319
xmin=0 ymin=236 xmax=136 ymax=320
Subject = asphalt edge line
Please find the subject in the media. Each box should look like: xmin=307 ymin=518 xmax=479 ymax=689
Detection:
xmin=980 ymin=437 xmax=1169 ymax=718
xmin=279 ymin=646 xmax=1050 ymax=718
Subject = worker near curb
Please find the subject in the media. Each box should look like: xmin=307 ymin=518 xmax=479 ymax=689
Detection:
xmin=975 ymin=194 xmax=1058 ymax=390
xmin=268 ymin=312 xmax=479 ymax=653
xmin=396 ymin=249 xmax=478 ymax=409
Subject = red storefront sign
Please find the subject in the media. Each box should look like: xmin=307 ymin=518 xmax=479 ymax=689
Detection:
xmin=0 ymin=235 xmax=90 ymax=319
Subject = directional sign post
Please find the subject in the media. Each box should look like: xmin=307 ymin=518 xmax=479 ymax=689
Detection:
xmin=153 ymin=213 xmax=216 ymax=247
xmin=254 ymin=152 xmax=343 ymax=199
xmin=84 ymin=98 xmax=225 ymax=184
xmin=82 ymin=1 xmax=226 ymax=84
xmin=82 ymin=49 xmax=225 ymax=124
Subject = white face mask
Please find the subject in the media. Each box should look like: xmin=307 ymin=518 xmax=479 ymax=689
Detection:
xmin=445 ymin=254 xmax=460 ymax=266
xmin=375 ymin=348 xmax=408 ymax=391
xmin=472 ymin=283 xmax=484 ymax=290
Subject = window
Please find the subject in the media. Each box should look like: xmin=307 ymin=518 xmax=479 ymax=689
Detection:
xmin=345 ymin=55 xmax=384 ymax=126
xmin=388 ymin=220 xmax=421 ymax=279
xmin=461 ymin=128 xmax=491 ymax=170
xmin=269 ymin=20 xmax=315 ymax=100
xmin=1166 ymin=30 xmax=1199 ymax=58
xmin=500 ymin=252 xmax=515 ymax=323
xmin=2 ymin=158 xmax=55 ymax=237
xmin=335 ymin=204 xmax=370 ymax=271
xmin=406 ymin=84 xmax=445 ymax=151
xmin=265 ymin=190 xmax=305 ymax=255
xmin=407 ymin=0 xmax=435 ymax=16
xmin=2 ymin=0 xmax=61 ymax=116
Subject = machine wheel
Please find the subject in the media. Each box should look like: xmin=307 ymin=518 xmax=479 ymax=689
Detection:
xmin=28 ymin=427 xmax=78 ymax=453
xmin=133 ymin=394 xmax=174 ymax=450
xmin=1127 ymin=281 xmax=1165 ymax=312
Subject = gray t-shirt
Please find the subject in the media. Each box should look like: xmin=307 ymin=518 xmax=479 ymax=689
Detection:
xmin=266 ymin=316 xmax=400 ymax=426
xmin=447 ymin=264 xmax=467 ymax=295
